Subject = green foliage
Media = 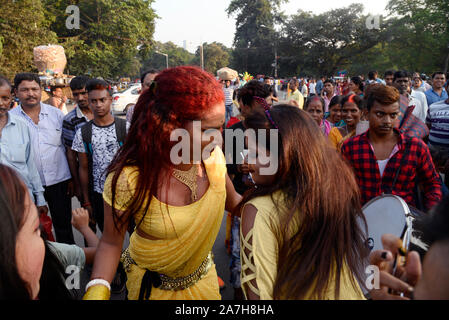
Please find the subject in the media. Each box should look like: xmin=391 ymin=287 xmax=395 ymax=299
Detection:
xmin=384 ymin=0 xmax=449 ymax=73
xmin=227 ymin=0 xmax=287 ymax=75
xmin=193 ymin=42 xmax=231 ymax=75
xmin=280 ymin=4 xmax=387 ymax=77
xmin=141 ymin=41 xmax=196 ymax=72
xmin=0 ymin=0 xmax=58 ymax=79
xmin=43 ymin=0 xmax=157 ymax=79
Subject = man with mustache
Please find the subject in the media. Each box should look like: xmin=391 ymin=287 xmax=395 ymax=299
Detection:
xmin=341 ymin=84 xmax=442 ymax=211
xmin=10 ymin=73 xmax=74 ymax=244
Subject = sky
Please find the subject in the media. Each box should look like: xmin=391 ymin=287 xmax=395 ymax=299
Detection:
xmin=152 ymin=0 xmax=391 ymax=53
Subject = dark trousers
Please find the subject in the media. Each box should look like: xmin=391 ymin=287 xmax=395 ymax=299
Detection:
xmin=91 ymin=191 xmax=105 ymax=233
xmin=44 ymin=179 xmax=75 ymax=244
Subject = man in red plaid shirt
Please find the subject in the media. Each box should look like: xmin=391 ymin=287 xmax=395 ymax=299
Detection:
xmin=341 ymin=84 xmax=442 ymax=211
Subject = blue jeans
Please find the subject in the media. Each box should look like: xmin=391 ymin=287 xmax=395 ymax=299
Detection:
xmin=225 ymin=104 xmax=233 ymax=127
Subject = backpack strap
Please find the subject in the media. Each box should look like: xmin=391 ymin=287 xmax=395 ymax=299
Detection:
xmin=81 ymin=120 xmax=94 ymax=155
xmin=114 ymin=117 xmax=127 ymax=146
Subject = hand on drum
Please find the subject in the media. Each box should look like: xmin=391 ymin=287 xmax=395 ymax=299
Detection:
xmin=369 ymin=234 xmax=422 ymax=300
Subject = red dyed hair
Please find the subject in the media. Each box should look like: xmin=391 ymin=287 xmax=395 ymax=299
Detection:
xmin=108 ymin=66 xmax=224 ymax=230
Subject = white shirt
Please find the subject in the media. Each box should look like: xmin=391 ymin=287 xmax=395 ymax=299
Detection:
xmin=309 ymin=83 xmax=316 ymax=94
xmin=410 ymin=90 xmax=428 ymax=123
xmin=301 ymin=84 xmax=308 ymax=96
xmin=10 ymin=103 xmax=71 ymax=187
xmin=72 ymin=122 xmax=121 ymax=193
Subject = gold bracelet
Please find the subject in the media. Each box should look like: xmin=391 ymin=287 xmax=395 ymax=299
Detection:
xmin=82 ymin=285 xmax=111 ymax=300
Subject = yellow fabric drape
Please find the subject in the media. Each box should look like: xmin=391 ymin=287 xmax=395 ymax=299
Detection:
xmin=103 ymin=146 xmax=227 ymax=300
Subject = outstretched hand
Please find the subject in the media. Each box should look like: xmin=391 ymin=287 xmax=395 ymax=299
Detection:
xmin=369 ymin=234 xmax=422 ymax=300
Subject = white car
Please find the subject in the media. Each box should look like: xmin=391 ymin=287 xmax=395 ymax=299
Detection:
xmin=112 ymin=84 xmax=141 ymax=114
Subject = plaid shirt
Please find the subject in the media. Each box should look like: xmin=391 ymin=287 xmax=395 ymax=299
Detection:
xmin=341 ymin=129 xmax=442 ymax=210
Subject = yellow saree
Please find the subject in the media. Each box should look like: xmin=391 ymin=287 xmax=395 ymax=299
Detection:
xmin=102 ymin=146 xmax=227 ymax=300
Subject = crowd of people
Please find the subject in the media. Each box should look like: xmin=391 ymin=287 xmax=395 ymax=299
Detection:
xmin=0 ymin=65 xmax=448 ymax=301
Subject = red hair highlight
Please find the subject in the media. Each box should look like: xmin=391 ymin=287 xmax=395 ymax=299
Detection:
xmin=108 ymin=66 xmax=224 ymax=230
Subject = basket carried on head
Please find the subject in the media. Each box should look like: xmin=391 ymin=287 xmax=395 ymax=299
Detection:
xmin=217 ymin=67 xmax=238 ymax=81
xmin=33 ymin=45 xmax=67 ymax=76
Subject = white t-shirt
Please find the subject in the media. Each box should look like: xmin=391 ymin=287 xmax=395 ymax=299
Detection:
xmin=309 ymin=83 xmax=316 ymax=94
xmin=72 ymin=122 xmax=121 ymax=193
xmin=410 ymin=90 xmax=428 ymax=123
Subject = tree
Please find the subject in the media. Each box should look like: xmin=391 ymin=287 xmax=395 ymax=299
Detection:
xmin=0 ymin=0 xmax=58 ymax=79
xmin=43 ymin=0 xmax=157 ymax=79
xmin=141 ymin=41 xmax=195 ymax=72
xmin=193 ymin=42 xmax=231 ymax=75
xmin=386 ymin=0 xmax=449 ymax=73
xmin=282 ymin=4 xmax=387 ymax=77
xmin=227 ymin=0 xmax=287 ymax=75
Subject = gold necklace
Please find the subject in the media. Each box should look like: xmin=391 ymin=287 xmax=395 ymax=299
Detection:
xmin=172 ymin=164 xmax=199 ymax=202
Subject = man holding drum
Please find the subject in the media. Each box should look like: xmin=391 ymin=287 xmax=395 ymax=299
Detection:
xmin=341 ymin=84 xmax=442 ymax=212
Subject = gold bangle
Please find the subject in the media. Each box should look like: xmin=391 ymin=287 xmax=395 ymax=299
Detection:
xmin=82 ymin=285 xmax=111 ymax=300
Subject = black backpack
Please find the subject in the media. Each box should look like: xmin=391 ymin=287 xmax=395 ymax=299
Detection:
xmin=81 ymin=117 xmax=127 ymax=192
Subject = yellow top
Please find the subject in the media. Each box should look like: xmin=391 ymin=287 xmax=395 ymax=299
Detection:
xmin=103 ymin=146 xmax=227 ymax=300
xmin=240 ymin=192 xmax=366 ymax=300
xmin=290 ymin=89 xmax=304 ymax=109
xmin=328 ymin=127 xmax=355 ymax=150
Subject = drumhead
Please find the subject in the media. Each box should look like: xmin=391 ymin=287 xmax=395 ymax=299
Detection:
xmin=361 ymin=195 xmax=409 ymax=252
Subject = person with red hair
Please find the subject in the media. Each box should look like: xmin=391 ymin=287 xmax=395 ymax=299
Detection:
xmin=83 ymin=66 xmax=242 ymax=300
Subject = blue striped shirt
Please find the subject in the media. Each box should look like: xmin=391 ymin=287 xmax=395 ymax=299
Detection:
xmin=0 ymin=113 xmax=46 ymax=206
xmin=62 ymin=106 xmax=89 ymax=148
xmin=426 ymin=100 xmax=449 ymax=147
xmin=9 ymin=103 xmax=71 ymax=186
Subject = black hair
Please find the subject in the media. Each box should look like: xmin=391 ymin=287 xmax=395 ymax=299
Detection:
xmin=50 ymin=86 xmax=64 ymax=94
xmin=324 ymin=79 xmax=334 ymax=86
xmin=237 ymin=80 xmax=270 ymax=107
xmin=0 ymin=76 xmax=12 ymax=91
xmin=263 ymin=83 xmax=275 ymax=95
xmin=328 ymin=95 xmax=343 ymax=110
xmin=140 ymin=69 xmax=159 ymax=84
xmin=368 ymin=71 xmax=378 ymax=80
xmin=85 ymin=79 xmax=113 ymax=96
xmin=428 ymin=145 xmax=449 ymax=169
xmin=393 ymin=70 xmax=409 ymax=82
xmin=350 ymin=76 xmax=364 ymax=92
xmin=264 ymin=76 xmax=270 ymax=81
xmin=69 ymin=76 xmax=90 ymax=91
xmin=384 ymin=70 xmax=395 ymax=77
xmin=415 ymin=195 xmax=449 ymax=249
xmin=341 ymin=94 xmax=364 ymax=111
xmin=13 ymin=73 xmax=41 ymax=89
xmin=304 ymin=95 xmax=325 ymax=111
xmin=431 ymin=71 xmax=446 ymax=79
xmin=0 ymin=165 xmax=32 ymax=299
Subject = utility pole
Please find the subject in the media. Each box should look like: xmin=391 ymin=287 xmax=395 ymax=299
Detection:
xmin=155 ymin=51 xmax=169 ymax=69
xmin=274 ymin=46 xmax=278 ymax=79
xmin=200 ymin=44 xmax=204 ymax=70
